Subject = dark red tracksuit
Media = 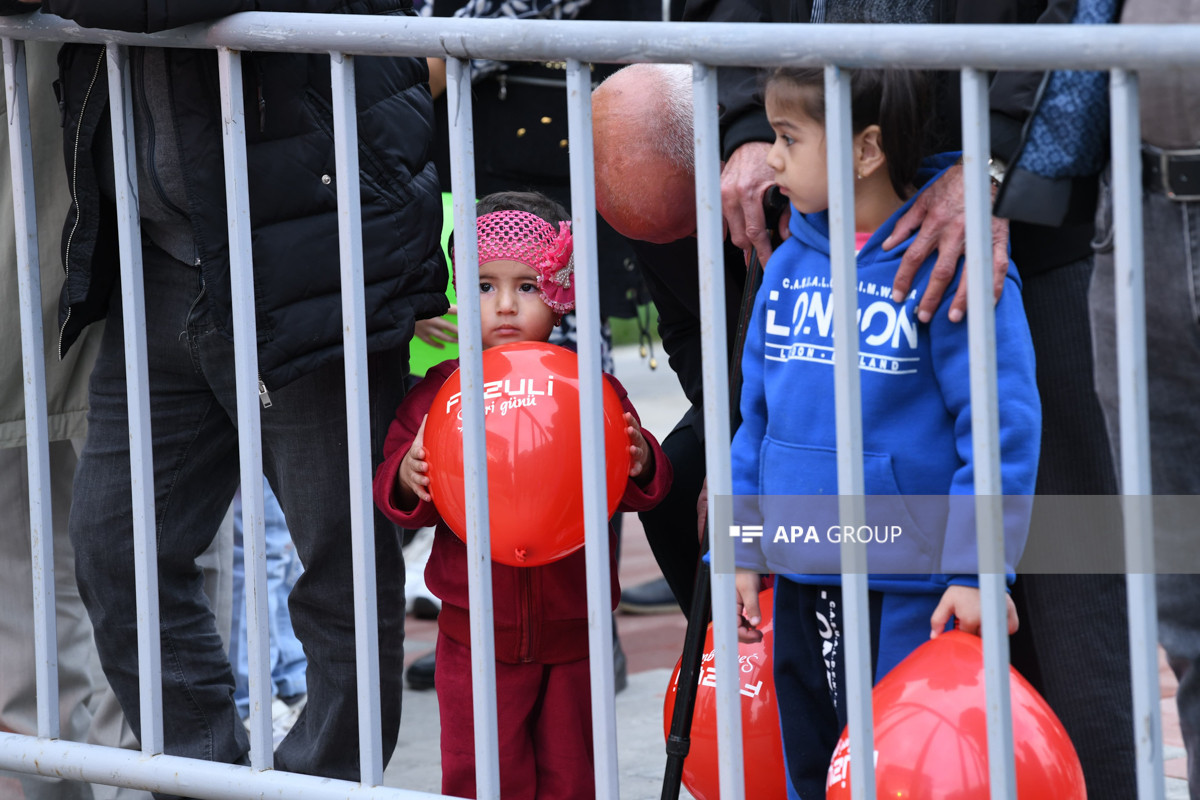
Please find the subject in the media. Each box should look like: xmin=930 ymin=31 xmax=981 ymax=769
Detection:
xmin=373 ymin=358 xmax=673 ymax=799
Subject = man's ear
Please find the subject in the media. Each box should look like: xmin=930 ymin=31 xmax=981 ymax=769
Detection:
xmin=854 ymin=125 xmax=886 ymax=180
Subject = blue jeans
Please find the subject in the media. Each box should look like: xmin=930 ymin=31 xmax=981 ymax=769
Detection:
xmin=1091 ymin=172 xmax=1200 ymax=799
xmin=230 ymin=477 xmax=307 ymax=716
xmin=69 ymin=244 xmax=406 ymax=790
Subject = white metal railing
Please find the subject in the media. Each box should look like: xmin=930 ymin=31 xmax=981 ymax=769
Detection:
xmin=1 ymin=11 xmax=1193 ymax=800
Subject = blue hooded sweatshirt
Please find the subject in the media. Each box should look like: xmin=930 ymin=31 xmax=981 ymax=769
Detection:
xmin=731 ymin=152 xmax=1041 ymax=594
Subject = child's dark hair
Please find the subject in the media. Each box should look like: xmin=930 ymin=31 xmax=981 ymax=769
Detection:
xmin=766 ymin=67 xmax=932 ymax=200
xmin=476 ymin=190 xmax=569 ymax=226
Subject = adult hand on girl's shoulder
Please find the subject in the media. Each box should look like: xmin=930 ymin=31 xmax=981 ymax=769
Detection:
xmin=397 ymin=415 xmax=432 ymax=508
xmin=884 ymin=163 xmax=1010 ymax=325
xmin=414 ymin=308 xmax=458 ymax=348
xmin=736 ymin=570 xmax=764 ymax=643
xmin=625 ymin=412 xmax=655 ymax=484
xmin=929 ymin=584 xmax=1019 ymax=639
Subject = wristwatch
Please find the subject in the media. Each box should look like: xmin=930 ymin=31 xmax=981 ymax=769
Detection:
xmin=988 ymin=157 xmax=1008 ymax=189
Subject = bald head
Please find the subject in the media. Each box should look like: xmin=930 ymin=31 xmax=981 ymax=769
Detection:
xmin=592 ymin=63 xmax=696 ymax=244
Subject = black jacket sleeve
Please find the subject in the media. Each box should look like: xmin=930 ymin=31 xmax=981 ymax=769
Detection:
xmin=0 ymin=1 xmax=40 ymax=15
xmin=630 ymin=236 xmax=745 ymax=439
xmin=39 ymin=0 xmax=354 ymax=33
xmin=975 ymin=0 xmax=1080 ymax=162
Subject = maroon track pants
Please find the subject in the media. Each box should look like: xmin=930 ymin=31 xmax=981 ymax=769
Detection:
xmin=436 ymin=634 xmax=596 ymax=799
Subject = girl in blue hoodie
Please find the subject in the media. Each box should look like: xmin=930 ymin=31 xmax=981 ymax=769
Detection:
xmin=731 ymin=67 xmax=1041 ymax=798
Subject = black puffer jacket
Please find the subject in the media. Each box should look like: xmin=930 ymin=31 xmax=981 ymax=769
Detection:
xmin=43 ymin=0 xmax=448 ymax=392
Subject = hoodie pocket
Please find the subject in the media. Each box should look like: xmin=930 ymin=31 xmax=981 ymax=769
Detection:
xmin=757 ymin=440 xmax=938 ymax=576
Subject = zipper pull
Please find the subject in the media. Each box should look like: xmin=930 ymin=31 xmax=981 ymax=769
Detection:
xmin=497 ymin=73 xmax=507 ymax=101
xmin=255 ymin=57 xmax=267 ymax=133
xmin=258 ymin=379 xmax=273 ymax=409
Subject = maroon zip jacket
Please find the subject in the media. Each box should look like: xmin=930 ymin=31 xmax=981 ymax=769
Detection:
xmin=373 ymin=358 xmax=673 ymax=664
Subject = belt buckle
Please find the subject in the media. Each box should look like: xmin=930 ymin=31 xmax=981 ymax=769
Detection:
xmin=1157 ymin=147 xmax=1200 ymax=202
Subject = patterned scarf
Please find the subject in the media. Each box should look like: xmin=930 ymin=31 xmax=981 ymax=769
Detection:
xmin=418 ymin=0 xmax=595 ymax=80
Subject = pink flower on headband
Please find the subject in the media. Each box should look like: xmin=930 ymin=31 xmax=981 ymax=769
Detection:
xmin=537 ymin=222 xmax=575 ymax=315
xmin=452 ymin=210 xmax=576 ymax=315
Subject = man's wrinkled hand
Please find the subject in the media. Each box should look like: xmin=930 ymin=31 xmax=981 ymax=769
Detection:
xmin=721 ymin=141 xmax=776 ymax=267
xmin=884 ymin=164 xmax=1009 ymax=323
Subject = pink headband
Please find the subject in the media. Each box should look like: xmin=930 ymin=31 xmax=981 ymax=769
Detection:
xmin=451 ymin=210 xmax=575 ymax=315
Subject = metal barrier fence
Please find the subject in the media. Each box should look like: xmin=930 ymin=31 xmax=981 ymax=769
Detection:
xmin=0 ymin=10 xmax=1195 ymax=800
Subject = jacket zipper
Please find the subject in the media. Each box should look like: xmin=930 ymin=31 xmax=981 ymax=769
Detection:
xmin=254 ymin=56 xmax=267 ymax=133
xmin=134 ymin=49 xmax=190 ymax=221
xmin=59 ymin=48 xmax=106 ymax=360
xmin=60 ymin=48 xmax=274 ymax=406
xmin=518 ymin=568 xmax=534 ymax=662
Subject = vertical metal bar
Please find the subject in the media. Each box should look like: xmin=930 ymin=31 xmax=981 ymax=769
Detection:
xmin=960 ymin=66 xmax=1016 ymax=800
xmin=106 ymin=42 xmax=163 ymax=755
xmin=216 ymin=46 xmax=273 ymax=769
xmin=824 ymin=64 xmax=874 ymax=800
xmin=1109 ymin=67 xmax=1164 ymax=800
xmin=445 ymin=55 xmax=502 ymax=800
xmin=330 ymin=51 xmax=385 ymax=784
xmin=566 ymin=58 xmax=620 ymax=799
xmin=4 ymin=36 xmax=59 ymax=741
xmin=693 ymin=61 xmax=741 ymax=800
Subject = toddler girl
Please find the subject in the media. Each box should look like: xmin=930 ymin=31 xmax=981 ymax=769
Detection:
xmin=373 ymin=190 xmax=672 ymax=799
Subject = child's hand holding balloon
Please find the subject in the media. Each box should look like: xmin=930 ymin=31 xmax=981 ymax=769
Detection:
xmin=625 ymin=412 xmax=654 ymax=483
xmin=397 ymin=415 xmax=433 ymax=508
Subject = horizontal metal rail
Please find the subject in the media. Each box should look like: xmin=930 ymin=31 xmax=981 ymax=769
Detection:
xmin=0 ymin=14 xmax=1195 ymax=70
xmin=0 ymin=734 xmax=443 ymax=800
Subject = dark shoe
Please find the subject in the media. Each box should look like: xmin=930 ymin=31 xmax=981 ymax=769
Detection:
xmin=617 ymin=576 xmax=678 ymax=615
xmin=406 ymin=650 xmax=436 ymax=691
xmin=613 ymin=630 xmax=628 ymax=695
xmin=411 ymin=596 xmax=440 ymax=621
xmin=272 ymin=694 xmax=307 ymax=748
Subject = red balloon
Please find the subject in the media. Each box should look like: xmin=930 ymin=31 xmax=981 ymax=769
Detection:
xmin=422 ymin=341 xmax=632 ymax=567
xmin=826 ymin=630 xmax=1085 ymax=799
xmin=663 ymin=589 xmax=787 ymax=800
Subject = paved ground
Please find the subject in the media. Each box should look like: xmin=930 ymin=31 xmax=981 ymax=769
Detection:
xmin=383 ymin=344 xmax=1190 ymax=799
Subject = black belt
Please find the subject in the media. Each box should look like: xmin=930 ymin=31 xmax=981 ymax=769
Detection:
xmin=1143 ymin=145 xmax=1200 ymax=201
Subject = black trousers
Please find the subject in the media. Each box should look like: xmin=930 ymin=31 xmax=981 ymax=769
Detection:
xmin=1009 ymin=256 xmax=1135 ymax=800
xmin=637 ymin=420 xmax=705 ymax=614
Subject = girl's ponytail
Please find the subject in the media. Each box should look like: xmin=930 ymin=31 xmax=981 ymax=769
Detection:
xmin=878 ymin=70 xmax=933 ymax=199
